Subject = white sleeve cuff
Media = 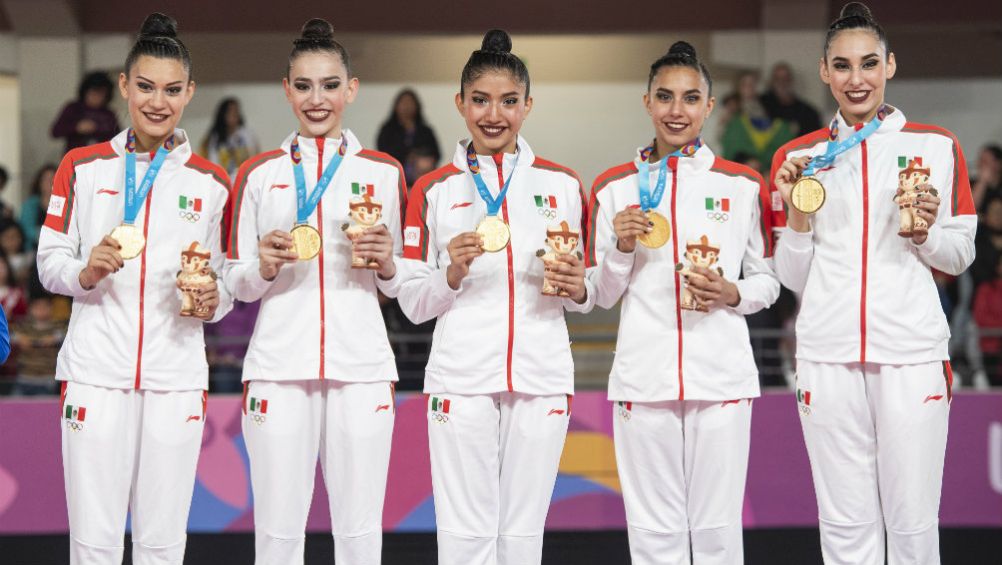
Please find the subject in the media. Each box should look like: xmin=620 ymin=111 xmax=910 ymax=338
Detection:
xmin=780 ymin=228 xmax=814 ymax=252
xmin=909 ymin=223 xmax=943 ymax=256
xmin=606 ymin=244 xmax=636 ymax=274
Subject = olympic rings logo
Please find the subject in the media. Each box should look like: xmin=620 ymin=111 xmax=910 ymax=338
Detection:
xmin=537 ymin=208 xmax=557 ymax=220
xmin=798 ymin=405 xmax=811 ymax=417
xmin=618 ymin=408 xmax=631 ymax=421
xmin=706 ymin=211 xmax=730 ymax=223
xmin=250 ymin=414 xmax=267 ymax=425
xmin=179 ymin=210 xmax=201 ymax=223
xmin=431 ymin=412 xmax=450 ymax=424
xmin=65 ymin=420 xmax=83 ymax=432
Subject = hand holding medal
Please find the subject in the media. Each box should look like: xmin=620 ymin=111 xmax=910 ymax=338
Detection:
xmin=78 ymin=235 xmax=125 ymax=290
xmin=613 ymin=207 xmax=654 ymax=253
xmin=445 ymin=232 xmax=484 ymax=290
xmin=257 ymin=230 xmax=298 ymax=281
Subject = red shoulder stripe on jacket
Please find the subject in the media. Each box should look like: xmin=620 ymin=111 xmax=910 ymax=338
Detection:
xmin=357 ymin=149 xmax=409 ymax=236
xmin=44 ymin=143 xmax=118 ymax=234
xmin=901 ymin=122 xmax=975 ymax=216
xmin=531 ymin=157 xmax=588 ymax=259
xmin=586 ymin=162 xmax=637 ymax=267
xmin=227 ymin=149 xmax=285 ymax=259
xmin=184 ymin=154 xmax=231 ymax=192
xmin=710 ymin=157 xmax=774 ymax=257
xmin=403 ymin=164 xmax=463 ymax=262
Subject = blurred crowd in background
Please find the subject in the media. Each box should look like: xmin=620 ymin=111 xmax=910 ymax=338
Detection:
xmin=3 ymin=62 xmax=1000 ymax=395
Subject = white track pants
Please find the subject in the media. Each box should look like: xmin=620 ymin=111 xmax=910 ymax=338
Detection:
xmin=427 ymin=391 xmax=570 ymax=565
xmin=613 ymin=399 xmax=752 ymax=565
xmin=797 ymin=361 xmax=951 ymax=565
xmin=61 ymin=381 xmax=206 ymax=565
xmin=242 ymin=379 xmax=395 ymax=565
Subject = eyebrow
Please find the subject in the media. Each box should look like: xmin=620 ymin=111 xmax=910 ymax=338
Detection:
xmin=471 ymin=90 xmax=520 ymax=97
xmin=293 ymin=76 xmax=342 ymax=82
xmin=655 ymin=88 xmax=702 ymax=95
xmin=135 ymin=75 xmax=185 ymax=86
xmin=831 ymin=53 xmax=880 ymax=62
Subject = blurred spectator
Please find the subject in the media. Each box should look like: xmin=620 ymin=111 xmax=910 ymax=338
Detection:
xmin=50 ymin=71 xmax=120 ymax=154
xmin=11 ymin=293 xmax=63 ymax=395
xmin=972 ymin=143 xmax=1002 ymax=211
xmin=760 ymin=62 xmax=822 ymax=137
xmin=722 ymin=70 xmax=794 ymax=167
xmin=973 ymin=255 xmax=1002 ymax=387
xmin=0 ymin=252 xmax=27 ymax=322
xmin=20 ymin=163 xmax=57 ymax=251
xmin=204 ymin=300 xmax=259 ymax=393
xmin=972 ymin=194 xmax=1002 ymax=289
xmin=731 ymin=151 xmax=764 ymax=177
xmin=377 ymin=89 xmax=441 ymax=185
xmin=0 ymin=221 xmax=31 ymax=285
xmin=0 ymin=165 xmax=14 ymax=221
xmin=200 ymin=97 xmax=260 ymax=178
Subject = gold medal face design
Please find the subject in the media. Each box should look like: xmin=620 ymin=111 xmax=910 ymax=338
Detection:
xmin=791 ymin=177 xmax=826 ymax=214
xmin=110 ymin=224 xmax=146 ymax=259
xmin=476 ymin=215 xmax=511 ymax=253
xmin=637 ymin=211 xmax=671 ymax=249
xmin=291 ymin=224 xmax=322 ymax=260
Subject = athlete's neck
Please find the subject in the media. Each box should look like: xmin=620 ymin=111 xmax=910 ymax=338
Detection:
xmin=298 ymin=126 xmax=342 ymax=141
xmin=471 ymin=139 xmax=517 ymax=156
xmin=133 ymin=130 xmax=173 ymax=154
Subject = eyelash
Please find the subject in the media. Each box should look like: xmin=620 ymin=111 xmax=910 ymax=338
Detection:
xmin=137 ymin=83 xmax=182 ymax=96
xmin=471 ymin=97 xmax=519 ymax=105
xmin=834 ymin=61 xmax=879 ymax=71
xmin=656 ymin=94 xmax=700 ymax=103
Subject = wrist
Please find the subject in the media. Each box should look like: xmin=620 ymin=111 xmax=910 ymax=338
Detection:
xmin=78 ymin=267 xmax=95 ymax=290
xmin=787 ymin=210 xmax=811 ymax=233
xmin=446 ymin=265 xmax=462 ymax=290
xmin=616 ymin=239 xmax=635 ymax=253
xmin=725 ymin=282 xmax=741 ymax=307
xmin=378 ymin=260 xmax=397 ymax=281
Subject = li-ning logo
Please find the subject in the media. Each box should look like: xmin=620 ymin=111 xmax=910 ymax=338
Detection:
xmin=451 ymin=201 xmax=473 ymax=210
xmin=704 ymin=197 xmax=730 ymax=223
xmin=617 ymin=401 xmax=632 ymax=421
xmin=64 ymin=404 xmax=87 ymax=431
xmin=97 ymin=188 xmax=119 ymax=196
xmin=248 ymin=397 xmax=268 ymax=425
xmin=797 ymin=388 xmax=812 ymax=416
xmin=269 ymin=184 xmax=290 ymax=191
xmin=547 ymin=408 xmax=565 ymax=416
xmin=430 ymin=396 xmax=450 ymax=424
xmin=534 ymin=194 xmax=558 ymax=220
xmin=924 ymin=394 xmax=944 ymax=404
xmin=375 ymin=404 xmax=391 ymax=413
xmin=178 ymin=195 xmax=202 ymax=222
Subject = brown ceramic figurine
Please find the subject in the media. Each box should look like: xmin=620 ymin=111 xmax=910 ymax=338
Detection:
xmin=675 ymin=235 xmax=723 ymax=312
xmin=894 ymin=157 xmax=938 ymax=238
xmin=535 ymin=220 xmax=582 ymax=297
xmin=177 ymin=242 xmax=216 ymax=317
xmin=341 ymin=193 xmax=383 ymax=269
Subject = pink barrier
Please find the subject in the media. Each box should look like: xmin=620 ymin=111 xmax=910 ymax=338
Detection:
xmin=1 ymin=391 xmax=999 ymax=533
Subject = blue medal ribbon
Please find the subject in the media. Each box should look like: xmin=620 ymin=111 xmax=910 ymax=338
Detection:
xmin=803 ymin=106 xmax=888 ymax=176
xmin=291 ymin=135 xmax=348 ymax=224
xmin=123 ymin=129 xmax=174 ymax=225
xmin=466 ymin=142 xmax=519 ymax=217
xmin=636 ymin=138 xmax=702 ymax=212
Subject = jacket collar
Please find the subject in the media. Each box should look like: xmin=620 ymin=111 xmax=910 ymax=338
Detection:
xmin=632 ymin=141 xmax=716 ymax=175
xmin=451 ymin=135 xmax=536 ymax=178
xmin=830 ymin=104 xmax=906 ymax=142
xmin=280 ymin=128 xmax=363 ymax=164
xmin=110 ymin=128 xmax=192 ymax=167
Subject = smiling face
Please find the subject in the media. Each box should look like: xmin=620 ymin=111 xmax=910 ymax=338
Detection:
xmin=644 ymin=66 xmax=714 ymax=157
xmin=284 ymin=51 xmax=358 ymax=139
xmin=456 ymin=71 xmax=532 ymax=155
xmin=119 ymin=55 xmax=194 ymax=152
xmin=820 ymin=29 xmax=896 ymax=126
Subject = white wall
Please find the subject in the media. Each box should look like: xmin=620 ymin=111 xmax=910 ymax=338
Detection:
xmin=888 ymin=78 xmax=1002 ymax=156
xmin=0 ymin=74 xmax=21 ymax=212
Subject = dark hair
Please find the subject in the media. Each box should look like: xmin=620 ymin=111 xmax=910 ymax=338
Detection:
xmin=0 ymin=250 xmax=12 ymax=287
xmin=824 ymin=2 xmax=889 ymax=59
xmin=289 ymin=18 xmax=352 ymax=77
xmin=647 ymin=41 xmax=713 ymax=96
xmin=124 ymin=13 xmax=192 ymax=79
xmin=0 ymin=220 xmax=25 ymax=253
xmin=206 ymin=98 xmax=243 ymax=146
xmin=30 ymin=164 xmax=57 ymax=197
xmin=460 ymin=29 xmax=530 ymax=97
xmin=0 ymin=165 xmax=7 ymax=187
xmin=77 ymin=71 xmax=114 ymax=106
xmin=983 ymin=144 xmax=1002 ymax=162
xmin=386 ymin=89 xmax=426 ymax=127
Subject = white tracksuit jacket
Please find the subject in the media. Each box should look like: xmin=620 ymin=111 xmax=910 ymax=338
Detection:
xmin=770 ymin=108 xmax=976 ymax=364
xmin=223 ymin=130 xmax=407 ymax=383
xmin=38 ymin=129 xmax=232 ymax=391
xmin=587 ymin=143 xmax=780 ymax=401
xmin=398 ymin=137 xmax=593 ymax=396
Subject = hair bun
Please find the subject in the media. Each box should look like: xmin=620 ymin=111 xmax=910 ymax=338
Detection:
xmin=839 ymin=2 xmax=874 ymax=21
xmin=667 ymin=41 xmax=697 ymax=59
xmin=300 ymin=18 xmax=335 ymax=42
xmin=481 ymin=29 xmax=513 ymax=53
xmin=138 ymin=13 xmax=177 ymax=39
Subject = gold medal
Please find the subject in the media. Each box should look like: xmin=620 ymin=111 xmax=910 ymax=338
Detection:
xmin=291 ymin=224 xmax=322 ymax=260
xmin=791 ymin=176 xmax=826 ymax=214
xmin=110 ymin=224 xmax=146 ymax=259
xmin=476 ymin=215 xmax=511 ymax=253
xmin=638 ymin=211 xmax=671 ymax=249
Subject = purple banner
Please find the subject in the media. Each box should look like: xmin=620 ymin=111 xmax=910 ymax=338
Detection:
xmin=1 ymin=392 xmax=1000 ymax=533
